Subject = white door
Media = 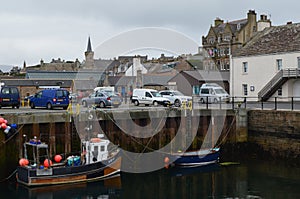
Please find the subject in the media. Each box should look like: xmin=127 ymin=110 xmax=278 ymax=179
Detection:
xmin=293 ymin=80 xmax=300 ymax=101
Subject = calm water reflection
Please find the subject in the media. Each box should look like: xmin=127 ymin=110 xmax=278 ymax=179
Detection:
xmin=1 ymin=159 xmax=300 ymax=199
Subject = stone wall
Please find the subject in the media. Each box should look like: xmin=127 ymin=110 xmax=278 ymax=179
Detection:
xmin=248 ymin=110 xmax=300 ymax=161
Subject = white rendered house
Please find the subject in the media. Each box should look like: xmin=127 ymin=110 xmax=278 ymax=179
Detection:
xmin=230 ymin=23 xmax=300 ymax=101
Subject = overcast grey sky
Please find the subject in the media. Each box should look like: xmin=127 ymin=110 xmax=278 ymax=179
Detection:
xmin=0 ymin=0 xmax=298 ymax=69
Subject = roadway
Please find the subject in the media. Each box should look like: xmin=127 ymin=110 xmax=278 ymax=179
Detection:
xmin=1 ymin=100 xmax=300 ymax=115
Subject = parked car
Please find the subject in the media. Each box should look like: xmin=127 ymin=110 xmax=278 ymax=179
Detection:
xmin=29 ymin=88 xmax=70 ymax=109
xmin=0 ymin=86 xmax=20 ymax=109
xmin=131 ymin=88 xmax=170 ymax=106
xmin=81 ymin=91 xmax=122 ymax=108
xmin=69 ymin=93 xmax=79 ymax=103
xmin=159 ymin=90 xmax=192 ymax=107
xmin=199 ymin=83 xmax=229 ymax=103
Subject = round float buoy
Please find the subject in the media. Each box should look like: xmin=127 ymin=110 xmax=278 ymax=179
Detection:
xmin=164 ymin=156 xmax=170 ymax=164
xmin=44 ymin=159 xmax=53 ymax=167
xmin=1 ymin=123 xmax=7 ymax=129
xmin=54 ymin=155 xmax=62 ymax=163
xmin=164 ymin=156 xmax=170 ymax=169
xmin=0 ymin=118 xmax=4 ymax=124
xmin=19 ymin=158 xmax=29 ymax=166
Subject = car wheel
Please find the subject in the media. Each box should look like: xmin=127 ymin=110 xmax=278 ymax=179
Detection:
xmin=47 ymin=103 xmax=53 ymax=110
xmin=174 ymin=99 xmax=180 ymax=107
xmin=82 ymin=101 xmax=87 ymax=107
xmin=16 ymin=105 xmax=20 ymax=109
xmin=153 ymin=101 xmax=158 ymax=106
xmin=214 ymin=98 xmax=218 ymax=103
xmin=134 ymin=100 xmax=139 ymax=106
xmin=99 ymin=101 xmax=105 ymax=108
xmin=30 ymin=102 xmax=35 ymax=109
xmin=200 ymin=98 xmax=205 ymax=104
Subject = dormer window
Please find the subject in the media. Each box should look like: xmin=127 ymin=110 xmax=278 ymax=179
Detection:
xmin=237 ymin=23 xmax=241 ymax=30
xmin=223 ymin=34 xmax=231 ymax=41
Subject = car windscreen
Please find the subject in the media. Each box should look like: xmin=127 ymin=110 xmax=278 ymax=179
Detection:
xmin=56 ymin=90 xmax=69 ymax=98
xmin=150 ymin=91 xmax=162 ymax=97
xmin=101 ymin=91 xmax=118 ymax=97
xmin=173 ymin=91 xmax=184 ymax=96
xmin=214 ymin=88 xmax=227 ymax=94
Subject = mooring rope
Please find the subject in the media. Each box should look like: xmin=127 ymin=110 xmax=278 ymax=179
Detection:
xmin=0 ymin=169 xmax=17 ymax=183
xmin=1 ymin=123 xmax=25 ymax=145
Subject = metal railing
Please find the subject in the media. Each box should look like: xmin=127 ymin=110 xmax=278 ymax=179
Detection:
xmin=258 ymin=68 xmax=300 ymax=100
xmin=192 ymin=96 xmax=300 ymax=111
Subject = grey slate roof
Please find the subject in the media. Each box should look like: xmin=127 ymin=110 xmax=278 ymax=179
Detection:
xmin=233 ymin=23 xmax=300 ymax=57
xmin=94 ymin=59 xmax=120 ymax=71
xmin=143 ymin=75 xmax=173 ymax=86
xmin=213 ymin=19 xmax=248 ymax=35
xmin=172 ymin=70 xmax=230 ymax=82
xmin=1 ymin=79 xmax=73 ymax=87
xmin=26 ymin=70 xmax=104 ymax=81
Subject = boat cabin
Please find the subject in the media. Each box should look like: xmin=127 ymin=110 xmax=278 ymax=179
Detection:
xmin=81 ymin=135 xmax=110 ymax=164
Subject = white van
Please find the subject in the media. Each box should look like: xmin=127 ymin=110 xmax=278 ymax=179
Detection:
xmin=94 ymin=86 xmax=114 ymax=93
xmin=131 ymin=88 xmax=171 ymax=106
xmin=199 ymin=83 xmax=229 ymax=103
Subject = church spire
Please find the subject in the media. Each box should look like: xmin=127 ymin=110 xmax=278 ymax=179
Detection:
xmin=86 ymin=36 xmax=92 ymax=52
xmin=84 ymin=36 xmax=95 ymax=69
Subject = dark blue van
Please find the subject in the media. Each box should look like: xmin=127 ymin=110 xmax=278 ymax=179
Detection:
xmin=0 ymin=86 xmax=20 ymax=109
xmin=29 ymin=88 xmax=70 ymax=110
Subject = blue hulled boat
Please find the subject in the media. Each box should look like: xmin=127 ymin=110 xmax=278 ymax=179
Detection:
xmin=165 ymin=147 xmax=220 ymax=168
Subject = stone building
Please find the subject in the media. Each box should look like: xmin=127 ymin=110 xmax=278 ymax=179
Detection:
xmin=202 ymin=10 xmax=271 ymax=71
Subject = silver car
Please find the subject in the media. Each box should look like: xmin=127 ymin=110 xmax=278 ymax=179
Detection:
xmin=159 ymin=90 xmax=192 ymax=107
xmin=81 ymin=91 xmax=122 ymax=108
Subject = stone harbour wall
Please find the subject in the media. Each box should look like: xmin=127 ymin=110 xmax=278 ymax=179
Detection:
xmin=248 ymin=109 xmax=300 ymax=161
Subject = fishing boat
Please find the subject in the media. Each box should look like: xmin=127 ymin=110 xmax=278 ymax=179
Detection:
xmin=16 ymin=134 xmax=122 ymax=187
xmin=164 ymin=147 xmax=220 ymax=168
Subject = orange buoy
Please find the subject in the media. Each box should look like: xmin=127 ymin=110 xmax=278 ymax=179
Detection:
xmin=54 ymin=155 xmax=62 ymax=163
xmin=1 ymin=123 xmax=7 ymax=129
xmin=19 ymin=158 xmax=29 ymax=166
xmin=44 ymin=159 xmax=53 ymax=167
xmin=164 ymin=156 xmax=170 ymax=169
xmin=164 ymin=156 xmax=170 ymax=164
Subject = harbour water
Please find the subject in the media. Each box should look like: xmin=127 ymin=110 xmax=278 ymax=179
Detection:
xmin=1 ymin=158 xmax=299 ymax=199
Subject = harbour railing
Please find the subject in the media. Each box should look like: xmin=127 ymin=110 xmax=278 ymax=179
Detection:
xmin=192 ymin=96 xmax=300 ymax=111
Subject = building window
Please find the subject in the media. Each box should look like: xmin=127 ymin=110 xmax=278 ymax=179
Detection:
xmin=224 ymin=35 xmax=231 ymax=41
xmin=242 ymin=84 xmax=248 ymax=96
xmin=278 ymin=87 xmax=282 ymax=96
xmin=193 ymin=85 xmax=200 ymax=95
xmin=242 ymin=62 xmax=248 ymax=73
xmin=276 ymin=59 xmax=282 ymax=70
xmin=209 ymin=37 xmax=215 ymax=44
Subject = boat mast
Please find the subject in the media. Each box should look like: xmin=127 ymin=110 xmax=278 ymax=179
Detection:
xmin=85 ymin=107 xmax=93 ymax=164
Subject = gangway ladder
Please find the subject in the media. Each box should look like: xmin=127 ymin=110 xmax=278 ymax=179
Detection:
xmin=186 ymin=107 xmax=193 ymax=150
